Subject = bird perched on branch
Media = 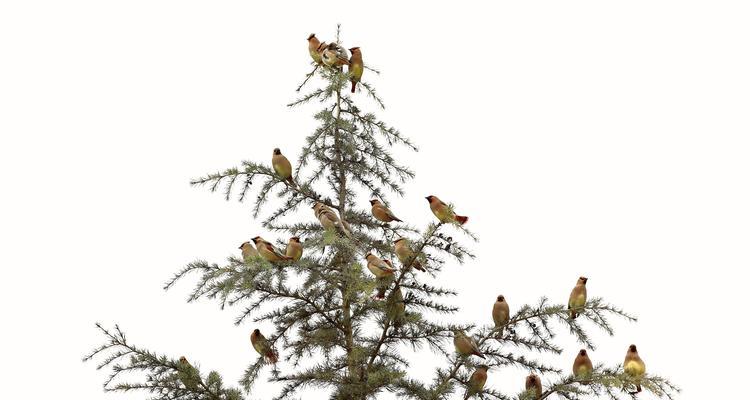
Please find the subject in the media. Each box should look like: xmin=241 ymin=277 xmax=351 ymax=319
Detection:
xmin=370 ymin=199 xmax=402 ymax=223
xmin=322 ymin=42 xmax=349 ymax=67
xmin=573 ymin=349 xmax=593 ymax=384
xmin=568 ymin=276 xmax=588 ymax=319
xmin=374 ymin=277 xmax=389 ymax=300
xmin=285 ymin=237 xmax=303 ymax=261
xmin=623 ymin=344 xmax=646 ymax=393
xmin=426 ymin=195 xmax=468 ymax=225
xmin=365 ymin=253 xmax=396 ymax=278
xmin=492 ymin=295 xmax=510 ymax=339
xmin=372 ymin=260 xmax=395 ymax=299
xmin=250 ymin=329 xmax=278 ymax=364
xmin=386 ymin=286 xmax=406 ymax=328
xmin=272 ymin=148 xmax=294 ymax=185
xmin=312 ymin=202 xmax=352 ymax=238
xmin=348 ymin=47 xmax=363 ymax=93
xmin=525 ymin=373 xmax=543 ymax=399
xmin=394 ymin=237 xmax=425 ymax=272
xmin=464 ymin=365 xmax=489 ymax=399
xmin=252 ymin=236 xmax=293 ymax=263
xmin=177 ymin=356 xmax=199 ymax=390
xmin=453 ymin=330 xmax=485 ymax=359
xmin=239 ymin=241 xmax=259 ymax=262
xmin=306 ymin=33 xmax=324 ymax=64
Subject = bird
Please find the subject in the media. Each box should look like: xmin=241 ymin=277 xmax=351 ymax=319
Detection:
xmin=387 ymin=286 xmax=406 ymax=327
xmin=306 ymin=33 xmax=324 ymax=64
xmin=492 ymin=295 xmax=510 ymax=339
xmin=623 ymin=344 xmax=646 ymax=393
xmin=177 ymin=356 xmax=201 ymax=390
xmin=453 ymin=330 xmax=485 ymax=359
xmin=372 ymin=259 xmax=396 ymax=299
xmin=312 ymin=202 xmax=352 ymax=238
xmin=252 ymin=236 xmax=293 ymax=263
xmin=250 ymin=329 xmax=278 ymax=364
xmin=272 ymin=148 xmax=294 ymax=185
xmin=525 ymin=373 xmax=543 ymax=399
xmin=285 ymin=236 xmax=303 ymax=261
xmin=365 ymin=253 xmax=396 ymax=278
xmin=374 ymin=277 xmax=388 ymax=300
xmin=348 ymin=47 xmax=363 ymax=93
xmin=239 ymin=241 xmax=259 ymax=262
xmin=464 ymin=365 xmax=489 ymax=399
xmin=568 ymin=276 xmax=588 ymax=319
xmin=426 ymin=195 xmax=468 ymax=225
xmin=573 ymin=349 xmax=593 ymax=384
xmin=394 ymin=238 xmax=426 ymax=272
xmin=322 ymin=42 xmax=349 ymax=67
xmin=370 ymin=199 xmax=402 ymax=223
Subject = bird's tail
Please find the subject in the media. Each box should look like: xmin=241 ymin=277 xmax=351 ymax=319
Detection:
xmin=636 ymin=383 xmax=642 ymax=393
xmin=351 ymin=81 xmax=357 ymax=93
xmin=495 ymin=326 xmax=504 ymax=340
xmin=338 ymin=221 xmax=353 ymax=239
xmin=455 ymin=215 xmax=469 ymax=225
xmin=413 ymin=261 xmax=426 ymax=272
xmin=569 ymin=308 xmax=578 ymax=319
xmin=287 ymin=175 xmax=295 ymax=185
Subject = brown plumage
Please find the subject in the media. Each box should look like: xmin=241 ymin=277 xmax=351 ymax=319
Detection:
xmin=525 ymin=374 xmax=543 ymax=399
xmin=272 ymin=148 xmax=294 ymax=185
xmin=492 ymin=295 xmax=510 ymax=339
xmin=252 ymin=236 xmax=293 ymax=263
xmin=365 ymin=253 xmax=396 ymax=278
xmin=285 ymin=236 xmax=303 ymax=261
xmin=250 ymin=329 xmax=278 ymax=364
xmin=312 ymin=202 xmax=351 ymax=238
xmin=453 ymin=330 xmax=485 ymax=359
xmin=386 ymin=285 xmax=406 ymax=328
xmin=573 ymin=349 xmax=594 ymax=384
xmin=321 ymin=42 xmax=349 ymax=67
xmin=177 ymin=356 xmax=199 ymax=390
xmin=464 ymin=365 xmax=489 ymax=399
xmin=623 ymin=344 xmax=646 ymax=393
xmin=426 ymin=195 xmax=468 ymax=225
xmin=370 ymin=199 xmax=402 ymax=223
xmin=374 ymin=277 xmax=388 ymax=300
xmin=394 ymin=237 xmax=425 ymax=272
xmin=306 ymin=33 xmax=324 ymax=64
xmin=568 ymin=276 xmax=588 ymax=319
xmin=239 ymin=241 xmax=259 ymax=262
xmin=348 ymin=47 xmax=363 ymax=93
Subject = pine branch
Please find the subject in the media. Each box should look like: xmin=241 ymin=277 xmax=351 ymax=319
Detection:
xmin=84 ymin=323 xmax=243 ymax=400
xmin=88 ymin=26 xmax=678 ymax=400
xmin=532 ymin=365 xmax=680 ymax=400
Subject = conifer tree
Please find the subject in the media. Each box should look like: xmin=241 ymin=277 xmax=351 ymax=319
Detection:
xmin=86 ymin=26 xmax=679 ymax=400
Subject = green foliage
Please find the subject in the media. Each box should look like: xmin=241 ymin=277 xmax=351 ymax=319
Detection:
xmin=84 ymin=323 xmax=243 ymax=400
xmin=86 ymin=26 xmax=678 ymax=400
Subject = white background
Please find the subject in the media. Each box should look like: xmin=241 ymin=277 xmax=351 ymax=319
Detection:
xmin=1 ymin=1 xmax=748 ymax=399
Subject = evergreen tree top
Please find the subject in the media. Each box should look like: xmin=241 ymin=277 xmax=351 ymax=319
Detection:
xmin=86 ymin=26 xmax=679 ymax=400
